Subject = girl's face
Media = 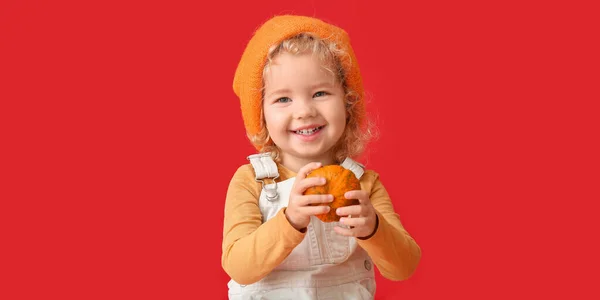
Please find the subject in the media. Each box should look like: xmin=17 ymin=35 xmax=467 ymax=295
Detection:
xmin=263 ymin=52 xmax=346 ymax=171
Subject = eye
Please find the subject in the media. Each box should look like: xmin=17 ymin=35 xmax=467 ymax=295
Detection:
xmin=276 ymin=97 xmax=292 ymax=103
xmin=313 ymin=91 xmax=328 ymax=98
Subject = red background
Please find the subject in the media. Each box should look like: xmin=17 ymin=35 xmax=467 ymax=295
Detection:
xmin=1 ymin=0 xmax=598 ymax=299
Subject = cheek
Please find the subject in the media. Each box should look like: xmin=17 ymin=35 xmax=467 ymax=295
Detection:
xmin=263 ymin=108 xmax=285 ymax=132
xmin=330 ymin=102 xmax=348 ymax=128
xmin=334 ymin=114 xmax=347 ymax=132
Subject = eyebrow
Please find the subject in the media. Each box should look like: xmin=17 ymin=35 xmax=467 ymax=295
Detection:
xmin=265 ymin=88 xmax=291 ymax=99
xmin=310 ymin=81 xmax=336 ymax=90
xmin=265 ymin=81 xmax=338 ymax=99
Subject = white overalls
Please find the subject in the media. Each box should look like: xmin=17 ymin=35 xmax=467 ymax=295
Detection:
xmin=227 ymin=153 xmax=376 ymax=300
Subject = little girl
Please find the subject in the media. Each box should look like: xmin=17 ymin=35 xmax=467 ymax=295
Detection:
xmin=222 ymin=14 xmax=421 ymax=299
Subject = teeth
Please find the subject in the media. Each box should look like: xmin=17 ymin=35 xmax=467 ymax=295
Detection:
xmin=295 ymin=126 xmax=322 ymax=135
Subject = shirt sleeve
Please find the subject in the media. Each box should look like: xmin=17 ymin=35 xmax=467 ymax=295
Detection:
xmin=221 ymin=165 xmax=306 ymax=285
xmin=356 ymin=171 xmax=422 ymax=281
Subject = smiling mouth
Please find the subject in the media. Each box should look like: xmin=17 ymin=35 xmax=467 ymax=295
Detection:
xmin=291 ymin=125 xmax=325 ymax=135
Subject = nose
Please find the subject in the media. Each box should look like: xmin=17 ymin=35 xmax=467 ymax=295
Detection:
xmin=293 ymin=98 xmax=317 ymax=119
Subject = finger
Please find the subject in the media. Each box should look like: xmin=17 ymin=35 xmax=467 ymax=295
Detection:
xmin=295 ymin=177 xmax=327 ymax=194
xmin=298 ymin=205 xmax=330 ymax=216
xmin=333 ymin=225 xmax=357 ymax=237
xmin=344 ymin=190 xmax=369 ymax=204
xmin=336 ymin=205 xmax=363 ymax=217
xmin=339 ymin=216 xmax=367 ymax=227
xmin=296 ymin=162 xmax=323 ymax=180
xmin=296 ymin=194 xmax=334 ymax=206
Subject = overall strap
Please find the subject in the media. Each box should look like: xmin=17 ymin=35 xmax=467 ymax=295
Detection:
xmin=340 ymin=157 xmax=365 ymax=179
xmin=247 ymin=153 xmax=279 ymax=201
xmin=247 ymin=153 xmax=279 ymax=179
xmin=246 ymin=153 xmax=365 ymax=202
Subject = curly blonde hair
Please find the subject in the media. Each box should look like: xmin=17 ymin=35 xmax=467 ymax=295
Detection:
xmin=249 ymin=33 xmax=376 ymax=164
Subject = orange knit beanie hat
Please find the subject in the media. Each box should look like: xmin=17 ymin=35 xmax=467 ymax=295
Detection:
xmin=233 ymin=15 xmax=365 ymax=150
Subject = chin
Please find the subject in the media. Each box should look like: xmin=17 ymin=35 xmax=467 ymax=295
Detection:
xmin=297 ymin=147 xmax=334 ymax=160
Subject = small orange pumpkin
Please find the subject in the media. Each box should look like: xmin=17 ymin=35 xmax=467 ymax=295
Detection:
xmin=303 ymin=165 xmax=361 ymax=222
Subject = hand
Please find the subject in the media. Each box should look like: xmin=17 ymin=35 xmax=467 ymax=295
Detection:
xmin=334 ymin=190 xmax=378 ymax=238
xmin=285 ymin=162 xmax=334 ymax=231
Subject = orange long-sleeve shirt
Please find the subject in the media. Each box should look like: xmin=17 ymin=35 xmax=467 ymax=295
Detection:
xmin=221 ymin=163 xmax=421 ymax=285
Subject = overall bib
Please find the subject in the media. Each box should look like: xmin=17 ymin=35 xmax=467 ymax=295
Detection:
xmin=227 ymin=153 xmax=376 ymax=300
